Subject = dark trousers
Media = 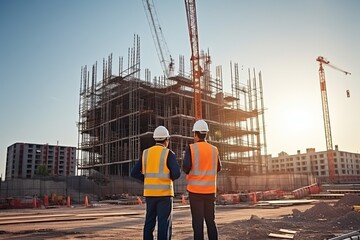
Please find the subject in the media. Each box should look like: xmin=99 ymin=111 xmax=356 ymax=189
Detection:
xmin=189 ymin=192 xmax=218 ymax=240
xmin=144 ymin=196 xmax=173 ymax=240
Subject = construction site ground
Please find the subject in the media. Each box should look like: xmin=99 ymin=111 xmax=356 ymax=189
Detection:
xmin=0 ymin=194 xmax=359 ymax=240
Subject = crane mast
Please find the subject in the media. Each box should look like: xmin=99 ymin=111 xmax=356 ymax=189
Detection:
xmin=143 ymin=0 xmax=174 ymax=78
xmin=316 ymin=56 xmax=351 ymax=182
xmin=185 ymin=0 xmax=202 ymax=120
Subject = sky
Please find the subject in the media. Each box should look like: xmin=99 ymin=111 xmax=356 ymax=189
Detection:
xmin=0 ymin=0 xmax=359 ymax=178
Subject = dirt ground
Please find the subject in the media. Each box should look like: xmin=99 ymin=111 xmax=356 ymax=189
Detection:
xmin=0 ymin=194 xmax=359 ymax=240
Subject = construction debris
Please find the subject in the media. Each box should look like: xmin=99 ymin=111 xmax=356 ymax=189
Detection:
xmin=279 ymin=229 xmax=297 ymax=234
xmin=292 ymin=183 xmax=321 ymax=199
xmin=268 ymin=232 xmax=294 ymax=239
xmin=268 ymin=228 xmax=297 ymax=239
xmin=0 ymin=196 xmax=42 ymax=209
xmin=218 ymin=190 xmax=285 ymax=205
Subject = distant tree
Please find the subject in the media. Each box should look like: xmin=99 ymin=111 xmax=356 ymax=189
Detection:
xmin=36 ymin=164 xmax=49 ymax=176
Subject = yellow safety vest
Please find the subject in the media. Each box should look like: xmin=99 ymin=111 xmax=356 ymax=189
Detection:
xmin=187 ymin=142 xmax=218 ymax=194
xmin=142 ymin=145 xmax=174 ymax=197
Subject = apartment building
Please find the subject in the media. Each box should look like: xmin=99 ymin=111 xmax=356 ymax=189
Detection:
xmin=268 ymin=146 xmax=360 ymax=182
xmin=5 ymin=142 xmax=76 ymax=179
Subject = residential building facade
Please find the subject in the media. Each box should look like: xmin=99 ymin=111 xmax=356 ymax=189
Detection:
xmin=267 ymin=146 xmax=360 ymax=182
xmin=5 ymin=143 xmax=76 ymax=179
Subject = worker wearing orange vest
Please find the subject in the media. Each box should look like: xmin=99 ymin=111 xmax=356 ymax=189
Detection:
xmin=183 ymin=119 xmax=222 ymax=240
xmin=131 ymin=126 xmax=181 ymax=240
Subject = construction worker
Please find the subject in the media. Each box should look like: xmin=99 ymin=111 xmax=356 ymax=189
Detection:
xmin=131 ymin=125 xmax=181 ymax=240
xmin=182 ymin=119 xmax=222 ymax=240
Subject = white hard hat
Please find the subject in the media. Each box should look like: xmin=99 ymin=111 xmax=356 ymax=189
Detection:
xmin=153 ymin=126 xmax=170 ymax=140
xmin=192 ymin=119 xmax=209 ymax=133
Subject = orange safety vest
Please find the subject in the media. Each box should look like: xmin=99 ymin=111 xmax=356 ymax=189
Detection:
xmin=187 ymin=142 xmax=219 ymax=194
xmin=142 ymin=145 xmax=174 ymax=197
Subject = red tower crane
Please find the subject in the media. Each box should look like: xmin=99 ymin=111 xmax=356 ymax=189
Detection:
xmin=316 ymin=56 xmax=351 ymax=182
xmin=185 ymin=0 xmax=202 ymax=120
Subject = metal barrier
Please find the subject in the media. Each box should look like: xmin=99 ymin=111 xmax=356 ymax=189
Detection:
xmin=329 ymin=230 xmax=360 ymax=240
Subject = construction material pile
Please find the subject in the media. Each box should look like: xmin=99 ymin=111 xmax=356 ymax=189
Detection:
xmin=293 ymin=194 xmax=360 ymax=220
xmin=219 ymin=194 xmax=360 ymax=239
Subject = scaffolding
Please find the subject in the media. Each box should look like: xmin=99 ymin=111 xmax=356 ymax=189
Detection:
xmin=77 ymin=36 xmax=267 ymax=177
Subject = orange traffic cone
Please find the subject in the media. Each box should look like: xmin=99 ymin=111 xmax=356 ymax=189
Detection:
xmin=32 ymin=196 xmax=37 ymax=208
xmin=67 ymin=195 xmax=71 ymax=207
xmin=137 ymin=196 xmax=143 ymax=205
xmin=44 ymin=195 xmax=49 ymax=207
xmin=181 ymin=195 xmax=186 ymax=205
xmin=253 ymin=192 xmax=257 ymax=204
xmin=84 ymin=195 xmax=89 ymax=208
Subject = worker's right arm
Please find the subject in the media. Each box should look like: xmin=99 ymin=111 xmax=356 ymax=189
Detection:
xmin=167 ymin=150 xmax=181 ymax=181
xmin=130 ymin=157 xmax=144 ymax=182
xmin=182 ymin=145 xmax=192 ymax=174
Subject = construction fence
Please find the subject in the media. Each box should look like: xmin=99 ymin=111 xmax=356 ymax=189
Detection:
xmin=0 ymin=173 xmax=316 ymax=205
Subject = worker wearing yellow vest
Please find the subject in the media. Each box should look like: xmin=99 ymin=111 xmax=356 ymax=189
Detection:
xmin=131 ymin=126 xmax=181 ymax=240
xmin=183 ymin=119 xmax=222 ymax=240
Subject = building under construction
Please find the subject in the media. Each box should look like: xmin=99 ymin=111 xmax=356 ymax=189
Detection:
xmin=77 ymin=36 xmax=267 ymax=177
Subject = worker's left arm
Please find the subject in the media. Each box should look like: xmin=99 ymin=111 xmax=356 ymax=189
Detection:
xmin=130 ymin=157 xmax=144 ymax=182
